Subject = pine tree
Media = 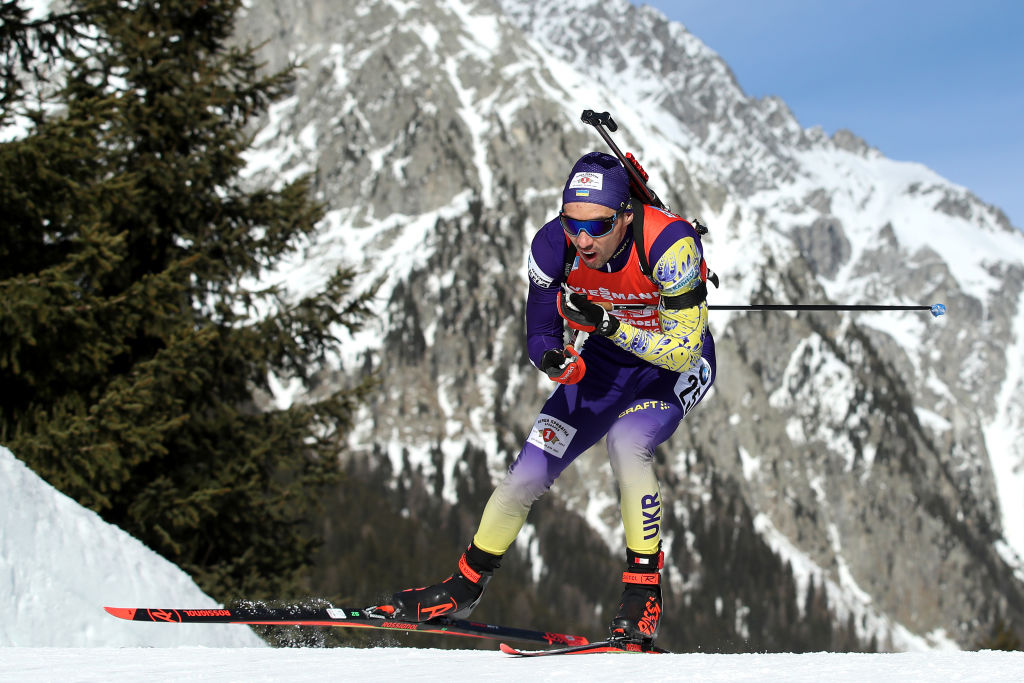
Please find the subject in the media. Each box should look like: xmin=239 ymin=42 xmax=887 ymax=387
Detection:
xmin=0 ymin=0 xmax=374 ymax=600
xmin=978 ymin=619 xmax=1024 ymax=651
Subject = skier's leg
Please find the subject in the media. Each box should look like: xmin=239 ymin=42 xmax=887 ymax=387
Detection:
xmin=610 ymin=338 xmax=716 ymax=552
xmin=474 ymin=382 xmax=614 ymax=555
xmin=606 ymin=398 xmax=681 ymax=554
xmin=392 ymin=374 xmax=626 ymax=621
xmin=606 ymin=339 xmax=716 ymax=642
xmin=602 ymin=391 xmax=680 ymax=642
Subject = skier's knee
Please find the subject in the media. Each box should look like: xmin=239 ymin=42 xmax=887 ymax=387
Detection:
xmin=607 ymin=426 xmax=654 ymax=471
xmin=496 ymin=469 xmax=551 ymax=509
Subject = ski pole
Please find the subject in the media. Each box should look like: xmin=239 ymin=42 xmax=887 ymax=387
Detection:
xmin=595 ymin=301 xmax=946 ymax=317
xmin=557 ymin=301 xmax=942 ymax=385
xmin=708 ymin=303 xmax=947 ymax=317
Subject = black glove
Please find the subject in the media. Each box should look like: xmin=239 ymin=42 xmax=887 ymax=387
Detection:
xmin=557 ymin=291 xmax=620 ymax=337
xmin=540 ymin=346 xmax=586 ymax=384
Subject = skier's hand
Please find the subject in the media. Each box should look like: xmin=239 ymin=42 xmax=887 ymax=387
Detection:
xmin=558 ymin=291 xmax=619 ymax=336
xmin=540 ymin=346 xmax=586 ymax=384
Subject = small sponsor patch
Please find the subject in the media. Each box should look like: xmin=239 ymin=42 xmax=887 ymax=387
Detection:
xmin=699 ymin=358 xmax=712 ymax=385
xmin=326 ymin=608 xmax=347 ymax=619
xmin=527 ymin=414 xmax=576 ymax=458
xmin=527 ymin=253 xmax=555 ymax=288
xmin=618 ymin=400 xmax=673 ymax=418
xmin=568 ymin=171 xmax=603 ymax=191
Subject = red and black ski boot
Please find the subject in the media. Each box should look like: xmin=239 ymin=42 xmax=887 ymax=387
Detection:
xmin=609 ymin=547 xmax=663 ymax=643
xmin=390 ymin=543 xmax=502 ymax=622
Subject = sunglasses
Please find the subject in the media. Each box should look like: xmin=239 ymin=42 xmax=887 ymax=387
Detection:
xmin=559 ymin=208 xmax=628 ymax=238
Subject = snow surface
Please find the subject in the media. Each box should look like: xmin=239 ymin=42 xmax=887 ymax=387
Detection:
xmin=0 ymin=446 xmax=263 ymax=648
xmin=2 ymin=646 xmax=1022 ymax=682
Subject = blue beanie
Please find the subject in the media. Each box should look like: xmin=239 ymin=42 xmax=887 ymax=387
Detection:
xmin=562 ymin=152 xmax=631 ymax=211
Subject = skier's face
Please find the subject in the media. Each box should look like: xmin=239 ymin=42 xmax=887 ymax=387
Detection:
xmin=562 ymin=202 xmax=633 ymax=270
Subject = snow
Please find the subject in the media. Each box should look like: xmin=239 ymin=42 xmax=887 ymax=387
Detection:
xmin=21 ymin=0 xmax=52 ymax=19
xmin=916 ymin=407 xmax=953 ymax=434
xmin=769 ymin=335 xmax=861 ymax=471
xmin=242 ymin=95 xmax=305 ymax=186
xmin=984 ymin=284 xmax=1024 ymax=564
xmin=445 ymin=0 xmax=502 ymax=56
xmin=2 ymin=646 xmax=1023 ymax=681
xmin=794 ymin=147 xmax=1024 ymax=302
xmin=737 ymin=445 xmax=761 ymax=480
xmin=445 ymin=57 xmax=496 ymax=205
xmin=0 ymin=446 xmax=263 ymax=649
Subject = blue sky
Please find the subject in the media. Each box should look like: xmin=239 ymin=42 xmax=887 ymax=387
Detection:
xmin=633 ymin=1 xmax=1023 ymax=229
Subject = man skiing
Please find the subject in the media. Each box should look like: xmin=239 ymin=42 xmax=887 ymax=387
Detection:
xmin=390 ymin=151 xmax=716 ymax=644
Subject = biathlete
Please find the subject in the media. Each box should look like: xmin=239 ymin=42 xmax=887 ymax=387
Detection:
xmin=390 ymin=151 xmax=716 ymax=644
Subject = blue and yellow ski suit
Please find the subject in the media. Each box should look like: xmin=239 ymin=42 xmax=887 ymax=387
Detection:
xmin=473 ymin=205 xmax=716 ymax=556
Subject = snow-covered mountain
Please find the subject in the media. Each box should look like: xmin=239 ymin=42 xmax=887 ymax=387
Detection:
xmin=234 ymin=0 xmax=1024 ymax=650
xmin=0 ymin=446 xmax=264 ymax=648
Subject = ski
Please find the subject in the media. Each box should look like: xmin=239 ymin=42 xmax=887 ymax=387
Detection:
xmin=500 ymin=640 xmax=669 ymax=656
xmin=103 ymin=605 xmax=589 ymax=647
xmin=499 ymin=640 xmax=669 ymax=656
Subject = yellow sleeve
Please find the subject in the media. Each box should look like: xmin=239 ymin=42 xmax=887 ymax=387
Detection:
xmin=606 ymin=236 xmax=708 ymax=372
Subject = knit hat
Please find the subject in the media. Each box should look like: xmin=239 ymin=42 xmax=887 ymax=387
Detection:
xmin=562 ymin=152 xmax=631 ymax=211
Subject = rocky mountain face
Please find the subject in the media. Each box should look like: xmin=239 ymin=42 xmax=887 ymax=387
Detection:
xmin=236 ymin=0 xmax=1024 ymax=650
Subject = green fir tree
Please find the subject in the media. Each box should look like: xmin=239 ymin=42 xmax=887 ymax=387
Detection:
xmin=0 ymin=0 xmax=374 ymax=600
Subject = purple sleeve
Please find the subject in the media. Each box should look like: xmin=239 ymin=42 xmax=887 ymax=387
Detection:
xmin=525 ymin=219 xmax=568 ymax=368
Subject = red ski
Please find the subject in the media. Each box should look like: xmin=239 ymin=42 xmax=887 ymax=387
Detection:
xmin=104 ymin=604 xmax=588 ymax=648
xmin=499 ymin=640 xmax=669 ymax=656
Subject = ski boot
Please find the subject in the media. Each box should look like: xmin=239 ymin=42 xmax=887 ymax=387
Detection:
xmin=390 ymin=543 xmax=502 ymax=622
xmin=609 ymin=547 xmax=663 ymax=644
